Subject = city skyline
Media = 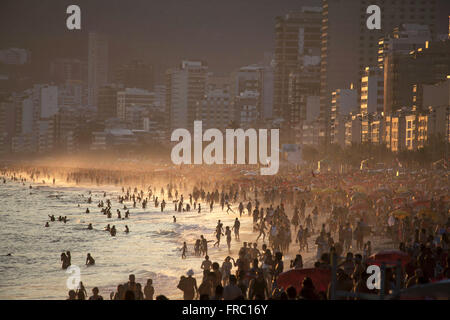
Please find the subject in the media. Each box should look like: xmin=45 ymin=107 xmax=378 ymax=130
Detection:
xmin=0 ymin=0 xmax=323 ymax=80
xmin=0 ymin=0 xmax=450 ymax=304
xmin=0 ymin=0 xmax=449 ymax=156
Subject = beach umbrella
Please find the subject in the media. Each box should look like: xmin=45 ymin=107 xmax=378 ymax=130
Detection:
xmin=366 ymin=250 xmax=411 ymax=267
xmin=277 ymin=268 xmax=331 ymax=293
xmin=391 ymin=209 xmax=410 ymax=219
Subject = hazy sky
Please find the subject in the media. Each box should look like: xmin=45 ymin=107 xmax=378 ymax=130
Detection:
xmin=0 ymin=0 xmax=448 ymax=82
xmin=0 ymin=0 xmax=321 ymax=80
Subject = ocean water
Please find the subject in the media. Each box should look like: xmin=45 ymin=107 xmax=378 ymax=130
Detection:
xmin=0 ymin=179 xmax=256 ymax=300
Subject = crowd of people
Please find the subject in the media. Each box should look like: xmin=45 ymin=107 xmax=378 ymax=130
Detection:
xmin=1 ymin=163 xmax=449 ymax=300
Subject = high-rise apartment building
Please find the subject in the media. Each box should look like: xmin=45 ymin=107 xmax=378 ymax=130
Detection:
xmin=166 ymin=60 xmax=208 ymax=131
xmin=97 ymin=84 xmax=123 ymax=120
xmin=320 ymin=0 xmax=439 ymax=144
xmin=114 ymin=60 xmax=154 ymax=91
xmin=197 ymin=78 xmax=232 ymax=131
xmin=384 ymin=39 xmax=450 ymax=114
xmin=0 ymin=48 xmax=30 ymax=65
xmin=273 ymin=8 xmax=322 ymax=127
xmin=360 ymin=66 xmax=384 ymax=115
xmin=330 ymin=87 xmax=358 ymax=146
xmin=154 ymin=85 xmax=167 ymax=113
xmin=50 ymin=58 xmax=88 ymax=84
xmin=88 ymin=32 xmax=109 ymax=110
xmin=377 ymin=24 xmax=431 ymax=70
xmin=116 ymin=88 xmax=154 ymax=124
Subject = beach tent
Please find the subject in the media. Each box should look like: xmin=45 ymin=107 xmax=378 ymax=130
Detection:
xmin=277 ymin=268 xmax=331 ymax=293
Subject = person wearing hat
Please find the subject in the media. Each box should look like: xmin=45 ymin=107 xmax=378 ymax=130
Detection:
xmin=180 ymin=269 xmax=198 ymax=300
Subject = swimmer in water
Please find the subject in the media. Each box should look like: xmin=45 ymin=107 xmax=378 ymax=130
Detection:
xmin=61 ymin=252 xmax=69 ymax=269
xmin=124 ymin=225 xmax=129 ymax=233
xmin=86 ymin=208 xmax=90 ymax=213
xmin=110 ymin=226 xmax=116 ymax=236
xmin=86 ymin=253 xmax=95 ymax=266
xmin=173 ymin=216 xmax=176 ymax=223
xmin=45 ymin=222 xmax=50 ymax=227
xmin=105 ymin=224 xmax=110 ymax=232
xmin=87 ymin=223 xmax=93 ymax=230
xmin=66 ymin=251 xmax=71 ymax=266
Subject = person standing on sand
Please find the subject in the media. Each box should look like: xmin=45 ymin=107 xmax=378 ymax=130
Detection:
xmin=248 ymin=270 xmax=269 ymax=300
xmin=226 ymin=203 xmax=235 ymax=214
xmin=200 ymin=235 xmax=209 ymax=256
xmin=201 ymin=255 xmax=212 ymax=279
xmin=198 ymin=271 xmax=215 ymax=299
xmin=232 ymin=218 xmax=240 ymax=240
xmin=239 ymin=202 xmax=244 ymax=217
xmin=214 ymin=220 xmax=224 ymax=247
xmin=179 ymin=270 xmax=198 ymax=300
xmin=181 ymin=242 xmax=187 ymax=259
xmin=256 ymin=219 xmax=267 ymax=242
xmin=223 ymin=275 xmax=243 ymax=300
xmin=225 ymin=226 xmax=232 ymax=253
xmin=221 ymin=256 xmax=233 ymax=286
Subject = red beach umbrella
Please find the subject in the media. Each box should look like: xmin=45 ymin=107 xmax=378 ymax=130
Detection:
xmin=277 ymin=268 xmax=331 ymax=293
xmin=366 ymin=250 xmax=411 ymax=267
